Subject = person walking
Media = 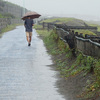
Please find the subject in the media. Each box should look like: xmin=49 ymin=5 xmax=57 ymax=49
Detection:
xmin=24 ymin=16 xmax=34 ymax=46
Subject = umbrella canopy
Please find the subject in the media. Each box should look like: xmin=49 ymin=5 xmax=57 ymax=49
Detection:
xmin=22 ymin=11 xmax=41 ymax=20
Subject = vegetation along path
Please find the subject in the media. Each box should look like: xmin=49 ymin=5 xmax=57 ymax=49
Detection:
xmin=36 ymin=25 xmax=100 ymax=100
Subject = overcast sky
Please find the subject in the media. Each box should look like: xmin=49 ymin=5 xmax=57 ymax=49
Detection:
xmin=5 ymin=0 xmax=100 ymax=20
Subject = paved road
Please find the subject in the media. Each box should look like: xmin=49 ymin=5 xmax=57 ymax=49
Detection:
xmin=0 ymin=26 xmax=66 ymax=100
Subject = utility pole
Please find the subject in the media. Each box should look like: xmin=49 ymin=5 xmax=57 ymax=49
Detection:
xmin=23 ymin=0 xmax=25 ymax=15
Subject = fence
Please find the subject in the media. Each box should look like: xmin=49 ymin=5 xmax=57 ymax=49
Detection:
xmin=41 ymin=22 xmax=100 ymax=58
xmin=0 ymin=18 xmax=23 ymax=33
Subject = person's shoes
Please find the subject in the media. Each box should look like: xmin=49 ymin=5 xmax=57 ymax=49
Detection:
xmin=28 ymin=43 xmax=31 ymax=46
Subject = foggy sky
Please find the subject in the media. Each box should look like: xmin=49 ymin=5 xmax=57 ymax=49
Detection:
xmin=5 ymin=0 xmax=100 ymax=20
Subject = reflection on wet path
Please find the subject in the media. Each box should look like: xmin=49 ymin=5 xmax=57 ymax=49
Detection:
xmin=0 ymin=26 xmax=66 ymax=100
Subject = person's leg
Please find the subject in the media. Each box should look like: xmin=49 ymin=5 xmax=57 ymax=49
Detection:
xmin=26 ymin=36 xmax=30 ymax=43
xmin=26 ymin=32 xmax=30 ymax=46
xmin=28 ymin=32 xmax=32 ymax=46
xmin=29 ymin=36 xmax=32 ymax=42
xmin=26 ymin=32 xmax=32 ymax=46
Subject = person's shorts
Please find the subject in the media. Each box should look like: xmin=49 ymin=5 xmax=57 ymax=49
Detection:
xmin=26 ymin=32 xmax=32 ymax=37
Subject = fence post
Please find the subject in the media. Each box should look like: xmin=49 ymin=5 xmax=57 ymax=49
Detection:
xmin=64 ymin=31 xmax=76 ymax=57
xmin=47 ymin=23 xmax=50 ymax=31
xmin=43 ymin=22 xmax=44 ymax=29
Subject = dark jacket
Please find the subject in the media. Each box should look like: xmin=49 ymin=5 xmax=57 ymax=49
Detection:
xmin=24 ymin=19 xmax=34 ymax=32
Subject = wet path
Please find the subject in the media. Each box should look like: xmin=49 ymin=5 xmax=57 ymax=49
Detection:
xmin=0 ymin=26 xmax=66 ymax=100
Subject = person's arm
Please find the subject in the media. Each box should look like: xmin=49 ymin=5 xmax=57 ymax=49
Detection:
xmin=24 ymin=20 xmax=26 ymax=27
xmin=32 ymin=20 xmax=34 ymax=26
xmin=24 ymin=24 xmax=26 ymax=27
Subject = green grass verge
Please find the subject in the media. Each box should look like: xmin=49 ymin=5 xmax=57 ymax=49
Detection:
xmin=86 ymin=23 xmax=100 ymax=32
xmin=41 ymin=18 xmax=97 ymax=36
xmin=41 ymin=17 xmax=74 ymax=23
xmin=74 ymin=29 xmax=96 ymax=36
xmin=36 ymin=24 xmax=100 ymax=100
xmin=34 ymin=25 xmax=43 ymax=29
xmin=41 ymin=17 xmax=84 ymax=25
xmin=0 ymin=24 xmax=22 ymax=37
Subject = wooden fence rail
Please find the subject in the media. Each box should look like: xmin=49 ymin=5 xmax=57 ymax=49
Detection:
xmin=41 ymin=22 xmax=100 ymax=58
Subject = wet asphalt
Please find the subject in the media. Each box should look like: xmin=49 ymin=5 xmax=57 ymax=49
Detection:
xmin=0 ymin=26 xmax=66 ymax=100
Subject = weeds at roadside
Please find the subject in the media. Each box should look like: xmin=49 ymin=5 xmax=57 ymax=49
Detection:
xmin=0 ymin=24 xmax=22 ymax=38
xmin=36 ymin=25 xmax=100 ymax=100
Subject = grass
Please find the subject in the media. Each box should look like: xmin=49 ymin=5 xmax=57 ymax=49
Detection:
xmin=86 ymin=23 xmax=100 ymax=32
xmin=34 ymin=25 xmax=43 ymax=29
xmin=41 ymin=17 xmax=97 ymax=36
xmin=41 ymin=17 xmax=84 ymax=24
xmin=36 ymin=29 xmax=51 ymax=38
xmin=74 ymin=29 xmax=96 ymax=36
xmin=36 ymin=23 xmax=100 ymax=100
xmin=41 ymin=17 xmax=74 ymax=23
xmin=0 ymin=24 xmax=22 ymax=37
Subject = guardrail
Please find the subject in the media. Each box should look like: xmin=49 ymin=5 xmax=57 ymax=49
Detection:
xmin=41 ymin=22 xmax=100 ymax=58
